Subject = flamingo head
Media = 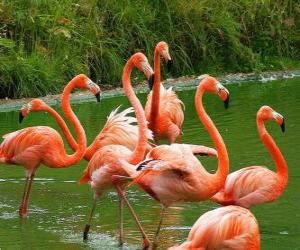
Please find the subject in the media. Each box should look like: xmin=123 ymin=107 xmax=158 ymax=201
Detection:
xmin=200 ymin=75 xmax=230 ymax=109
xmin=156 ymin=41 xmax=172 ymax=71
xmin=19 ymin=99 xmax=47 ymax=123
xmin=257 ymin=106 xmax=285 ymax=132
xmin=131 ymin=52 xmax=155 ymax=90
xmin=72 ymin=74 xmax=101 ymax=102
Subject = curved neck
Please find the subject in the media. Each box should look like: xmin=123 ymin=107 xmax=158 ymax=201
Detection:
xmin=44 ymin=106 xmax=77 ymax=150
xmin=195 ymin=85 xmax=229 ymax=190
xmin=122 ymin=60 xmax=148 ymax=164
xmin=257 ymin=118 xmax=288 ymax=184
xmin=60 ymin=79 xmax=87 ymax=166
xmin=149 ymin=49 xmax=162 ymax=130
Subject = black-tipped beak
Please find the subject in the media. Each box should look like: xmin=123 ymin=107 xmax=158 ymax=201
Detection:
xmin=223 ymin=95 xmax=230 ymax=109
xmin=95 ymin=92 xmax=101 ymax=102
xmin=136 ymin=159 xmax=153 ymax=171
xmin=280 ymin=118 xmax=285 ymax=133
xmin=166 ymin=59 xmax=173 ymax=72
xmin=19 ymin=112 xmax=24 ymax=123
xmin=148 ymin=74 xmax=155 ymax=91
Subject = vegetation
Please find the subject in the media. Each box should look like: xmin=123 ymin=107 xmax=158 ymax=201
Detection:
xmin=0 ymin=0 xmax=299 ymax=98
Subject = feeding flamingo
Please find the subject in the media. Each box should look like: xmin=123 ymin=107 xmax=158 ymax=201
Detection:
xmin=0 ymin=74 xmax=100 ymax=218
xmin=169 ymin=205 xmax=260 ymax=250
xmin=145 ymin=41 xmax=184 ymax=144
xmin=211 ymin=105 xmax=288 ymax=208
xmin=113 ymin=75 xmax=230 ymax=247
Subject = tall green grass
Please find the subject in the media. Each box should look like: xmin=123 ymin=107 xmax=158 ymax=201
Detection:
xmin=0 ymin=0 xmax=299 ymax=98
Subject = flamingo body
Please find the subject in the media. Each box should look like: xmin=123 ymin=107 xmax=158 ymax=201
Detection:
xmin=0 ymin=127 xmax=70 ymax=169
xmin=145 ymin=41 xmax=184 ymax=144
xmin=212 ymin=106 xmax=287 ymax=208
xmin=84 ymin=107 xmax=152 ymax=161
xmin=169 ymin=206 xmax=260 ymax=250
xmin=80 ymin=144 xmax=133 ymax=196
xmin=145 ymin=86 xmax=184 ymax=143
xmin=133 ymin=144 xmax=220 ymax=207
xmin=212 ymin=166 xmax=283 ymax=208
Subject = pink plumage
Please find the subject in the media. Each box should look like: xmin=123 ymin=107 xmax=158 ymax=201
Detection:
xmin=169 ymin=206 xmax=260 ymax=250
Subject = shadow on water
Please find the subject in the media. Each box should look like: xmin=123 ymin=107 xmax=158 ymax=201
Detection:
xmin=0 ymin=77 xmax=300 ymax=249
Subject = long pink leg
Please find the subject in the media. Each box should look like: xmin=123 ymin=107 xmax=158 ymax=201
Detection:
xmin=83 ymin=197 xmax=98 ymax=240
xmin=152 ymin=206 xmax=167 ymax=249
xmin=19 ymin=173 xmax=35 ymax=218
xmin=112 ymin=175 xmax=150 ymax=249
xmin=118 ymin=195 xmax=124 ymax=246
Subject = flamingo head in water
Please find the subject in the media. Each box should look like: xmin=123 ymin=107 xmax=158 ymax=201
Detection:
xmin=257 ymin=105 xmax=285 ymax=132
xmin=200 ymin=75 xmax=230 ymax=109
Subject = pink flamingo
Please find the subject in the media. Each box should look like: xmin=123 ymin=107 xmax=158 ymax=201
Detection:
xmin=79 ymin=52 xmax=155 ymax=248
xmin=211 ymin=105 xmax=288 ymax=208
xmin=145 ymin=41 xmax=184 ymax=143
xmin=56 ymin=81 xmax=153 ymax=162
xmin=169 ymin=205 xmax=260 ymax=250
xmin=113 ymin=75 xmax=230 ymax=247
xmin=0 ymin=74 xmax=100 ymax=218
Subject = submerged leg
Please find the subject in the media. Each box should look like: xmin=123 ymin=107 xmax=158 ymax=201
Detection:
xmin=118 ymin=195 xmax=124 ymax=246
xmin=152 ymin=206 xmax=167 ymax=249
xmin=83 ymin=196 xmax=98 ymax=241
xmin=112 ymin=175 xmax=150 ymax=249
xmin=19 ymin=172 xmax=35 ymax=218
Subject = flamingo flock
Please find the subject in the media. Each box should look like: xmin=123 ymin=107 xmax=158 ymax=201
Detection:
xmin=0 ymin=42 xmax=288 ymax=250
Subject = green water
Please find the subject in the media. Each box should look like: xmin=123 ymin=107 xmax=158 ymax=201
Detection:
xmin=0 ymin=78 xmax=299 ymax=249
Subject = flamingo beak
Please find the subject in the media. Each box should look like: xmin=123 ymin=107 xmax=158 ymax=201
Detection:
xmin=167 ymin=59 xmax=173 ymax=72
xmin=136 ymin=159 xmax=153 ymax=171
xmin=19 ymin=112 xmax=25 ymax=123
xmin=224 ymin=94 xmax=230 ymax=109
xmin=95 ymin=92 xmax=101 ymax=102
xmin=280 ymin=118 xmax=285 ymax=133
xmin=148 ymin=74 xmax=155 ymax=90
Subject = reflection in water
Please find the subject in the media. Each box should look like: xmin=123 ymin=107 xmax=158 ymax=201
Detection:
xmin=0 ymin=78 xmax=300 ymax=249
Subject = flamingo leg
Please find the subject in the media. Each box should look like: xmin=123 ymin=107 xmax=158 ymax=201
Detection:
xmin=19 ymin=172 xmax=35 ymax=218
xmin=83 ymin=197 xmax=98 ymax=241
xmin=112 ymin=175 xmax=150 ymax=250
xmin=118 ymin=195 xmax=124 ymax=246
xmin=152 ymin=206 xmax=166 ymax=249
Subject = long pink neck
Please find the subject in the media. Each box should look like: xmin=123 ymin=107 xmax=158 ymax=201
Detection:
xmin=149 ymin=49 xmax=161 ymax=130
xmin=257 ymin=118 xmax=288 ymax=185
xmin=195 ymin=85 xmax=229 ymax=191
xmin=43 ymin=107 xmax=77 ymax=148
xmin=123 ymin=60 xmax=148 ymax=164
xmin=58 ymin=79 xmax=87 ymax=166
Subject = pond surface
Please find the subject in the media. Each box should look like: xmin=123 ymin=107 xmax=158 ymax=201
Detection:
xmin=0 ymin=77 xmax=299 ymax=249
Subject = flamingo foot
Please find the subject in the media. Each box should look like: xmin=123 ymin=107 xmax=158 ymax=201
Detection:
xmin=142 ymin=238 xmax=150 ymax=250
xmin=19 ymin=205 xmax=28 ymax=218
xmin=83 ymin=224 xmax=90 ymax=240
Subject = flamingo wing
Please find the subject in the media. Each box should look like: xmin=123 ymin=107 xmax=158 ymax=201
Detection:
xmin=160 ymin=87 xmax=184 ymax=129
xmin=186 ymin=144 xmax=217 ymax=157
xmin=89 ymin=106 xmax=152 ymax=151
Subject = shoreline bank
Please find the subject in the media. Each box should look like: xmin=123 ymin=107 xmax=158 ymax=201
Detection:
xmin=0 ymin=69 xmax=299 ymax=112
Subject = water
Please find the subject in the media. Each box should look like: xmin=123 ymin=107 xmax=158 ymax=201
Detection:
xmin=0 ymin=77 xmax=300 ymax=249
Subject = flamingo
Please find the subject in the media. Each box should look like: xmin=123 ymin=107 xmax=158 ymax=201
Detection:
xmin=0 ymin=74 xmax=100 ymax=218
xmin=54 ymin=79 xmax=153 ymax=161
xmin=79 ymin=52 xmax=155 ymax=248
xmin=113 ymin=75 xmax=230 ymax=247
xmin=169 ymin=205 xmax=260 ymax=250
xmin=145 ymin=41 xmax=184 ymax=144
xmin=211 ymin=105 xmax=288 ymax=208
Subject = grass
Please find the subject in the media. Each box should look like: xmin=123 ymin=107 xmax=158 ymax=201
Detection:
xmin=0 ymin=0 xmax=299 ymax=98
